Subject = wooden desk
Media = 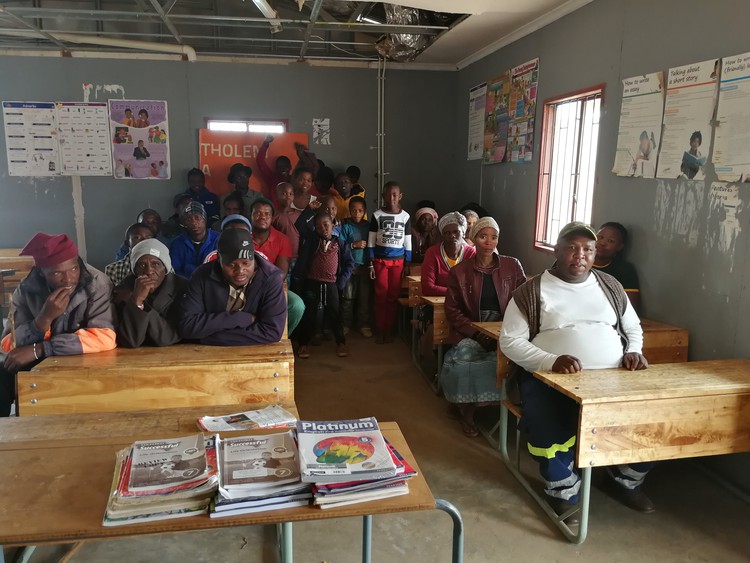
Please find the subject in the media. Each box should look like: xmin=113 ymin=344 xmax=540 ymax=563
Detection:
xmin=18 ymin=341 xmax=295 ymax=416
xmin=500 ymin=359 xmax=750 ymax=544
xmin=0 ymin=412 xmax=464 ymax=562
xmin=0 ymin=253 xmax=33 ymax=309
xmin=406 ymin=275 xmax=422 ymax=306
xmin=420 ymin=296 xmax=447 ymax=346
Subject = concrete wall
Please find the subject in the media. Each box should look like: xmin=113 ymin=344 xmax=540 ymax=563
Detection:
xmin=0 ymin=57 xmax=456 ymax=268
xmin=456 ymin=0 xmax=750 ymax=492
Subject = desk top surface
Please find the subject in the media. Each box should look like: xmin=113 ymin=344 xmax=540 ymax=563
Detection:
xmin=419 ymin=296 xmax=445 ymax=305
xmin=0 ymin=414 xmax=434 ymax=546
xmin=471 ymin=318 xmax=686 ymax=340
xmin=33 ymin=341 xmax=294 ymax=372
xmin=534 ymin=359 xmax=750 ymax=404
xmin=406 ymin=275 xmax=421 ymax=283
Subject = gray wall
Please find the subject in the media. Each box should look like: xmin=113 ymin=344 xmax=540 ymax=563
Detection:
xmin=455 ymin=0 xmax=750 ymax=491
xmin=0 ymin=57 xmax=456 ymax=268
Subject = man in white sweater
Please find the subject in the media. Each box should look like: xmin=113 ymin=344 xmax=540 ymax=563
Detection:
xmin=500 ymin=222 xmax=654 ymax=522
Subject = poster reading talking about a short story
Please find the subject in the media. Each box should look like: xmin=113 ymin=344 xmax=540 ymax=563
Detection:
xmin=108 ymin=99 xmax=170 ymax=180
xmin=656 ymin=59 xmax=719 ymax=181
xmin=508 ymin=58 xmax=539 ymax=163
xmin=713 ymin=52 xmax=750 ymax=183
xmin=2 ymin=101 xmax=60 ymax=176
xmin=612 ymin=73 xmax=664 ymax=177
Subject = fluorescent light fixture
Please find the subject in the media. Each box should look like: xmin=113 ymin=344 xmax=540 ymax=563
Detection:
xmin=358 ymin=16 xmax=382 ymax=25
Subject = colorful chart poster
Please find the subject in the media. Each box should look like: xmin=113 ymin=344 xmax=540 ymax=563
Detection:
xmin=2 ymin=101 xmax=60 ymax=176
xmin=108 ymin=99 xmax=170 ymax=180
xmin=713 ymin=52 xmax=750 ymax=183
xmin=508 ymin=58 xmax=539 ymax=163
xmin=198 ymin=130 xmax=308 ymax=197
xmin=467 ymin=82 xmax=486 ymax=160
xmin=56 ymin=102 xmax=112 ymax=176
xmin=483 ymin=73 xmax=510 ymax=164
xmin=612 ymin=73 xmax=665 ymax=177
xmin=656 ymin=59 xmax=719 ymax=180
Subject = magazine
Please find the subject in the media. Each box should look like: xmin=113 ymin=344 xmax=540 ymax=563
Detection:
xmin=218 ymin=431 xmax=300 ymax=493
xmin=127 ymin=433 xmax=208 ymax=492
xmin=197 ymin=405 xmax=298 ymax=432
xmin=296 ymin=418 xmax=397 ymax=483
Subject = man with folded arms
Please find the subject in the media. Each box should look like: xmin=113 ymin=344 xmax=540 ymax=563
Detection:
xmin=179 ymin=228 xmax=286 ymax=346
xmin=500 ymin=222 xmax=654 ymax=522
xmin=0 ymin=233 xmax=116 ymax=416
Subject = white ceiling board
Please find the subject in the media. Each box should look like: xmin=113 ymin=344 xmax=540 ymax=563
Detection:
xmin=416 ymin=0 xmax=594 ymax=67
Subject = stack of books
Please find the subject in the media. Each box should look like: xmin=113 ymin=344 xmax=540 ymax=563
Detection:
xmin=296 ymin=417 xmax=416 ymax=509
xmin=103 ymin=433 xmax=219 ymax=526
xmin=210 ymin=430 xmax=312 ymax=518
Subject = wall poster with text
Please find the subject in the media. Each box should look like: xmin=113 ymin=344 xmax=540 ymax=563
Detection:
xmin=108 ymin=99 xmax=170 ymax=180
xmin=713 ymin=52 xmax=750 ymax=183
xmin=508 ymin=58 xmax=539 ymax=163
xmin=482 ymin=74 xmax=509 ymax=164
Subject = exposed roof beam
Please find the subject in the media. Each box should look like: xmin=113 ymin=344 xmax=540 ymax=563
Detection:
xmin=148 ymin=0 xmax=183 ymax=43
xmin=298 ymin=0 xmax=323 ymax=61
xmin=0 ymin=7 xmax=68 ymax=50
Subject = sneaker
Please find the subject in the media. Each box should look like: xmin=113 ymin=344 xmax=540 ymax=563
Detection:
xmin=550 ymin=499 xmax=580 ymax=526
xmin=298 ymin=345 xmax=311 ymax=359
xmin=336 ymin=343 xmax=349 ymax=357
xmin=360 ymin=327 xmax=373 ymax=338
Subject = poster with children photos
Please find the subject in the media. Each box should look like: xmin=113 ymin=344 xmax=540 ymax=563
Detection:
xmin=508 ymin=58 xmax=539 ymax=163
xmin=108 ymin=99 xmax=170 ymax=180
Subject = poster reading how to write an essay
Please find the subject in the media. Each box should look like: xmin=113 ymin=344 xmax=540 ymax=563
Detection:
xmin=612 ymin=73 xmax=664 ymax=177
xmin=2 ymin=101 xmax=60 ymax=176
xmin=108 ymin=99 xmax=170 ymax=180
xmin=656 ymin=59 xmax=719 ymax=181
xmin=713 ymin=51 xmax=750 ymax=183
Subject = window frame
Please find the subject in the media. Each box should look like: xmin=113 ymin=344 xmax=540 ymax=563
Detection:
xmin=533 ymin=84 xmax=605 ymax=253
xmin=204 ymin=117 xmax=289 ymax=134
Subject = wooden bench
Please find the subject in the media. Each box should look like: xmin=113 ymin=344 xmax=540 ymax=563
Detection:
xmin=17 ymin=340 xmax=295 ymax=416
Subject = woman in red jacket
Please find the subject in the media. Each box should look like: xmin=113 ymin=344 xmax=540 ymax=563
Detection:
xmin=421 ymin=212 xmax=476 ymax=296
xmin=440 ymin=217 xmax=526 ymax=437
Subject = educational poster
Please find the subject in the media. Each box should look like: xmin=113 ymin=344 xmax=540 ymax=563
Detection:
xmin=108 ymin=99 xmax=170 ymax=180
xmin=508 ymin=58 xmax=539 ymax=163
xmin=312 ymin=118 xmax=330 ymax=145
xmin=706 ymin=182 xmax=742 ymax=264
xmin=2 ymin=101 xmax=60 ymax=176
xmin=656 ymin=59 xmax=719 ymax=180
xmin=56 ymin=102 xmax=112 ymax=176
xmin=198 ymin=130 xmax=308 ymax=196
xmin=612 ymin=73 xmax=665 ymax=177
xmin=467 ymin=82 xmax=486 ymax=160
xmin=483 ymin=73 xmax=510 ymax=164
xmin=713 ymin=52 xmax=750 ymax=183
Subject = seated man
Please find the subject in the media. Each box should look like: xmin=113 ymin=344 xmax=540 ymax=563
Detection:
xmin=178 ymin=228 xmax=286 ymax=346
xmin=169 ymin=201 xmax=220 ymax=279
xmin=162 ymin=193 xmax=192 ymax=242
xmin=500 ymin=222 xmax=653 ymax=520
xmin=105 ymin=222 xmax=153 ymax=286
xmin=0 ymin=233 xmax=116 ymax=416
xmin=113 ymin=239 xmax=187 ymax=348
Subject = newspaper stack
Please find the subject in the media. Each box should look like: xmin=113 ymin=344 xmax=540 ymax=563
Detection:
xmin=210 ymin=430 xmax=312 ymax=518
xmin=296 ymin=417 xmax=416 ymax=509
xmin=103 ymin=433 xmax=219 ymax=526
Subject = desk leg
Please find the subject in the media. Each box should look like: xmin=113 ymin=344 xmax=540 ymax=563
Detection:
xmin=362 ymin=515 xmax=372 ymax=563
xmin=277 ymin=522 xmax=293 ymax=563
xmin=435 ymin=343 xmax=443 ymax=392
xmin=498 ymin=402 xmax=589 ymax=544
xmin=435 ymin=499 xmax=464 ymax=563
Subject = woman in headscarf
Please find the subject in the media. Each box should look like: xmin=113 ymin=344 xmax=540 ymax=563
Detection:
xmin=440 ymin=217 xmax=526 ymax=437
xmin=421 ymin=212 xmax=476 ymax=296
xmin=113 ymin=239 xmax=188 ymax=348
xmin=411 ymin=206 xmax=440 ymax=263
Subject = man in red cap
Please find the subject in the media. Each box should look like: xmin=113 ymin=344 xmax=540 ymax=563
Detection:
xmin=0 ymin=233 xmax=116 ymax=416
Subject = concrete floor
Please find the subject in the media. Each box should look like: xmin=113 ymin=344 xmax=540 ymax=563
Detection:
xmin=16 ymin=333 xmax=750 ymax=562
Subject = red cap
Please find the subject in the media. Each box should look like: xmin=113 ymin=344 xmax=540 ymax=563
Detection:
xmin=20 ymin=233 xmax=78 ymax=269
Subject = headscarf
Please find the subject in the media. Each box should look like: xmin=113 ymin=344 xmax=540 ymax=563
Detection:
xmin=130 ymin=239 xmax=173 ymax=273
xmin=438 ymin=212 xmax=467 ymax=238
xmin=469 ymin=216 xmax=500 ymax=242
xmin=415 ymin=207 xmax=438 ymax=224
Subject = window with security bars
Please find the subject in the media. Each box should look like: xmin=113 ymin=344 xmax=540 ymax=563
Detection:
xmin=534 ymin=85 xmax=603 ymax=251
xmin=206 ymin=119 xmax=287 ymax=134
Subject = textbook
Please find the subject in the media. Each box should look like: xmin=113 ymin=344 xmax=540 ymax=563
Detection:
xmin=296 ymin=417 xmax=397 ymax=484
xmin=197 ymin=405 xmax=298 ymax=432
xmin=218 ymin=431 xmax=301 ymax=494
xmin=126 ymin=433 xmax=210 ymax=493
xmin=315 ymin=484 xmax=410 ymax=510
xmin=209 ymin=498 xmax=311 ymax=519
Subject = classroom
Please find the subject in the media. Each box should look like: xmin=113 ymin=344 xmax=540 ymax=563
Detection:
xmin=0 ymin=0 xmax=748 ymax=561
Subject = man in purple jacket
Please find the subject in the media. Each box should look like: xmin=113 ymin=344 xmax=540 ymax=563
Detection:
xmin=178 ymin=228 xmax=286 ymax=346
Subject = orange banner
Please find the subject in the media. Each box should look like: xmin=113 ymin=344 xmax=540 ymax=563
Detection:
xmin=198 ymin=130 xmax=309 ymax=197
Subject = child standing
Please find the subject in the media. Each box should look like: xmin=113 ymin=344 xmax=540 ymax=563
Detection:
xmin=292 ymin=211 xmax=354 ymax=359
xmin=368 ymin=182 xmax=412 ymax=343
xmin=339 ymin=196 xmax=373 ymax=338
xmin=272 ymin=182 xmax=302 ymax=263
